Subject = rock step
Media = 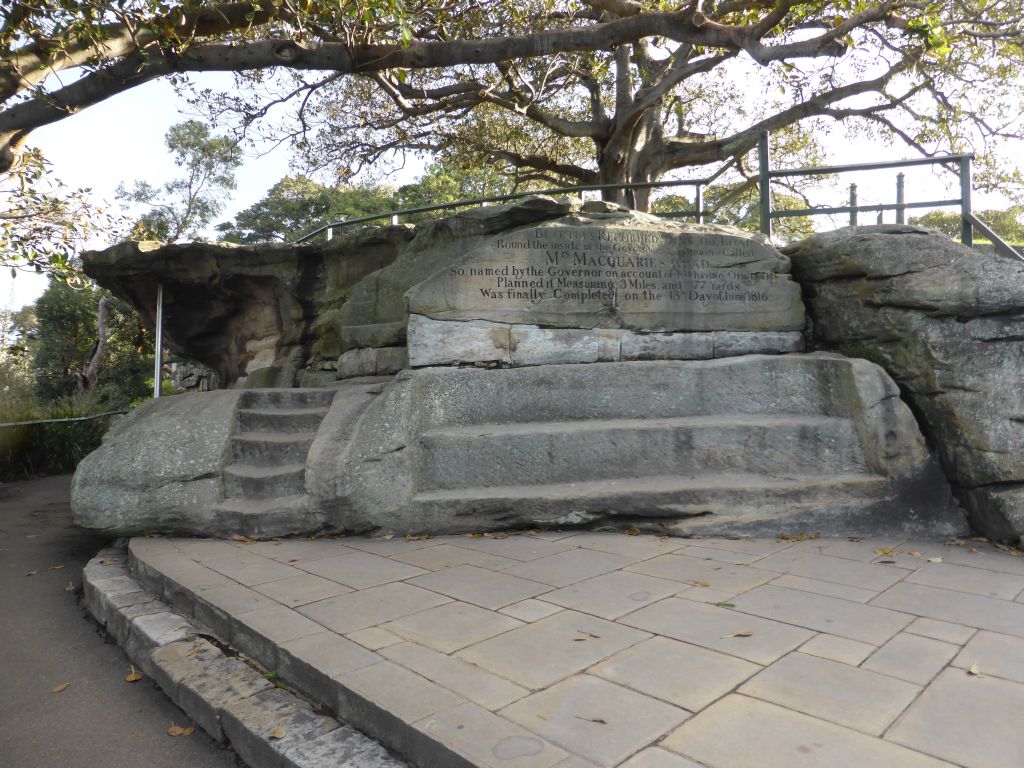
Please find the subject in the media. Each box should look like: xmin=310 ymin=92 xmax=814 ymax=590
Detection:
xmin=231 ymin=432 xmax=316 ymax=466
xmin=212 ymin=495 xmax=318 ymax=538
xmin=416 ymin=415 xmax=866 ymax=492
xmin=223 ymin=463 xmax=306 ymax=499
xmin=411 ymin=472 xmax=891 ymax=535
xmin=241 ymin=388 xmax=336 ymax=409
xmin=237 ymin=407 xmax=329 ymax=433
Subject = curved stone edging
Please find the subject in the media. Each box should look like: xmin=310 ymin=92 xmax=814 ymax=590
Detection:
xmin=81 ymin=545 xmax=406 ymax=768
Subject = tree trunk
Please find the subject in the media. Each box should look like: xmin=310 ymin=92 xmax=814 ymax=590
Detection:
xmin=76 ymin=296 xmax=109 ymax=394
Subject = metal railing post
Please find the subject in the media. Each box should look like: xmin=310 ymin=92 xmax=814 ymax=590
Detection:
xmin=896 ymin=173 xmax=906 ymax=224
xmin=758 ymin=131 xmax=771 ymax=237
xmin=849 ymin=184 xmax=858 ymax=227
xmin=694 ymin=184 xmax=704 ymax=224
xmin=960 ymin=156 xmax=973 ymax=246
xmin=153 ymin=283 xmax=163 ymax=399
xmin=389 ymin=214 xmax=399 ymax=225
xmin=325 ymin=226 xmax=333 ymax=242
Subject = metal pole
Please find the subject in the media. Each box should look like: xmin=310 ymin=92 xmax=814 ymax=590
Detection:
xmin=695 ymin=184 xmax=704 ymax=224
xmin=849 ymin=184 xmax=858 ymax=227
xmin=153 ymin=283 xmax=163 ymax=399
xmin=325 ymin=226 xmax=333 ymax=242
xmin=960 ymin=156 xmax=973 ymax=246
xmin=389 ymin=214 xmax=399 ymax=225
xmin=896 ymin=173 xmax=906 ymax=224
xmin=758 ymin=131 xmax=771 ymax=237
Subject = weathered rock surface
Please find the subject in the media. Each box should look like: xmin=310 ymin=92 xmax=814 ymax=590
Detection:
xmin=83 ymin=197 xmax=578 ymax=386
xmin=407 ymin=213 xmax=803 ymax=332
xmin=310 ymin=354 xmax=965 ymax=538
xmin=786 ymin=225 xmax=1024 ymax=541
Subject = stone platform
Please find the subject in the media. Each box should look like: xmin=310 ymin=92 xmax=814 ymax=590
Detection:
xmin=87 ymin=531 xmax=1024 ymax=768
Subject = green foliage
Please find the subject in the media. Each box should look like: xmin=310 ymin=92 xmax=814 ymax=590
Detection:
xmin=219 ymin=162 xmax=514 ymax=243
xmin=118 ymin=120 xmax=242 ymax=242
xmin=0 ymin=399 xmax=114 ymax=481
xmin=0 ymin=150 xmax=122 ymax=281
xmin=16 ymin=279 xmax=153 ymax=406
xmin=218 ymin=176 xmax=397 ymax=243
xmin=652 ymin=184 xmax=814 ymax=243
xmin=910 ymin=207 xmax=1024 ymax=242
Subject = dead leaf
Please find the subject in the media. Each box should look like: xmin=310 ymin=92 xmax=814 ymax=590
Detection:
xmin=100 ymin=558 xmax=120 ymax=565
xmin=907 ymin=551 xmax=922 ymax=558
xmin=969 ymin=548 xmax=980 ymax=554
xmin=492 ymin=533 xmax=509 ymax=539
xmin=268 ymin=724 xmax=286 ymax=740
xmin=927 ymin=557 xmax=943 ymax=563
xmin=625 ymin=527 xmax=641 ymax=536
xmin=778 ymin=532 xmax=808 ymax=542
xmin=847 ymin=536 xmax=864 ymax=542
xmin=181 ymin=725 xmax=195 ymax=736
xmin=721 ymin=631 xmax=753 ymax=639
xmin=687 ymin=580 xmax=712 ymax=588
xmin=874 ymin=547 xmax=896 ymax=556
xmin=526 ymin=530 xmax=539 ymax=537
xmin=24 ymin=570 xmax=38 ymax=577
xmin=464 ymin=532 xmax=484 ymax=538
xmin=125 ymin=665 xmax=143 ymax=683
xmin=230 ymin=534 xmax=252 ymax=543
xmin=186 ymin=647 xmax=198 ymax=658
xmin=51 ymin=682 xmax=70 ymax=694
xmin=380 ymin=533 xmax=395 ymax=540
xmin=64 ymin=580 xmax=75 ymax=592
xmin=971 ymin=536 xmax=989 ymax=543
xmin=404 ymin=534 xmax=430 ymax=541
xmin=877 ymin=559 xmax=897 ymax=564
xmin=577 ymin=630 xmax=600 ymax=639
xmin=536 ymin=714 xmax=549 ymax=721
xmin=167 ymin=723 xmax=184 ymax=737
xmin=26 ymin=533 xmax=40 ymax=539
xmin=48 ymin=564 xmax=65 ymax=571
xmin=968 ymin=662 xmax=984 ymax=677
xmin=575 ymin=716 xmax=608 ymax=725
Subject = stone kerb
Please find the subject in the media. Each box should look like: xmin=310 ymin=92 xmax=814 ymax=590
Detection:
xmin=404 ymin=213 xmax=805 ymax=368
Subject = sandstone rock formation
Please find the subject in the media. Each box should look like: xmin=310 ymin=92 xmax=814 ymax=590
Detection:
xmin=786 ymin=225 xmax=1024 ymax=542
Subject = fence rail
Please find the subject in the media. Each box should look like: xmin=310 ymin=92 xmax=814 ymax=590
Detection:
xmin=0 ymin=410 xmax=127 ymax=429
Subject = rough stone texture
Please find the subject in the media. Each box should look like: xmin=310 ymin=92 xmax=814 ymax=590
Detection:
xmin=314 ymin=354 xmax=965 ymax=538
xmin=407 ymin=213 xmax=803 ymax=332
xmin=785 ymin=225 xmax=1024 ymax=542
xmin=407 ymin=315 xmax=804 ymax=368
xmin=72 ymin=390 xmax=243 ymax=535
xmin=83 ymin=229 xmax=411 ymax=387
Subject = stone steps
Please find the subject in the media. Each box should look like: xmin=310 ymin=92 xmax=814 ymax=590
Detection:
xmin=238 ymin=407 xmax=329 ymax=432
xmin=216 ymin=389 xmax=336 ymax=532
xmin=223 ymin=463 xmax=306 ymax=498
xmin=411 ymin=472 xmax=891 ymax=535
xmin=416 ymin=414 xmax=866 ymax=491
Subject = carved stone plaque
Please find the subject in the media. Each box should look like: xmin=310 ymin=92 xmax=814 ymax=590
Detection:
xmin=406 ymin=216 xmax=804 ymax=332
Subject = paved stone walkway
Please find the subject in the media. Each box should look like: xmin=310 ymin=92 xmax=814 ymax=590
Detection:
xmin=129 ymin=531 xmax=1024 ymax=768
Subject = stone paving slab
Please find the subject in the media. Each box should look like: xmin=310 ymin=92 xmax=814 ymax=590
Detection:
xmin=115 ymin=532 xmax=1024 ymax=767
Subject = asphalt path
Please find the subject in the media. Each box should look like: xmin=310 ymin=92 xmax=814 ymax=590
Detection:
xmin=0 ymin=474 xmax=239 ymax=768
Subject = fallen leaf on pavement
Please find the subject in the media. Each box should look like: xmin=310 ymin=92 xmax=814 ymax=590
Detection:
xmin=968 ymin=663 xmax=984 ymax=677
xmin=26 ymin=534 xmax=40 ymax=539
xmin=51 ymin=683 xmax=70 ymax=694
xmin=969 ymin=548 xmax=979 ymax=554
xmin=230 ymin=534 xmax=252 ymax=543
xmin=722 ymin=631 xmax=753 ymax=639
xmin=268 ymin=725 xmax=286 ymax=739
xmin=64 ymin=580 xmax=75 ymax=592
xmin=125 ymin=665 xmax=143 ymax=683
xmin=687 ymin=580 xmax=712 ymax=588
xmin=575 ymin=716 xmax=607 ymax=725
xmin=625 ymin=527 xmax=641 ymax=536
xmin=874 ymin=547 xmax=896 ymax=556
xmin=24 ymin=570 xmax=38 ymax=577
xmin=167 ymin=724 xmax=184 ymax=736
xmin=714 ymin=602 xmax=736 ymax=609
xmin=847 ymin=536 xmax=864 ymax=542
xmin=181 ymin=725 xmax=195 ymax=736
xmin=927 ymin=557 xmax=943 ymax=563
xmin=404 ymin=534 xmax=430 ymax=541
xmin=100 ymin=558 xmax=120 ymax=565
xmin=48 ymin=564 xmax=64 ymax=570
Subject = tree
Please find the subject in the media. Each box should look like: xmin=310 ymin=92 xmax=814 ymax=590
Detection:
xmin=118 ymin=120 xmax=242 ymax=242
xmin=1 ymin=149 xmax=121 ymax=281
xmin=217 ymin=176 xmax=396 ymax=244
xmin=17 ymin=280 xmax=153 ymax=404
xmin=217 ymin=161 xmax=512 ymax=243
xmin=2 ymin=2 xmax=1023 ymax=210
xmin=910 ymin=207 xmax=1024 ymax=242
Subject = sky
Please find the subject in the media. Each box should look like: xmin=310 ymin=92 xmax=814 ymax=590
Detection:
xmin=0 ymin=72 xmax=1004 ymax=315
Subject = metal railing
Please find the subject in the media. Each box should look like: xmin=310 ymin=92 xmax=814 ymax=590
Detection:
xmin=295 ymin=159 xmax=739 ymax=244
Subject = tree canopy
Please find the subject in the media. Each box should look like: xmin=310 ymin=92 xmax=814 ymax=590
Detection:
xmin=4 ymin=2 xmax=1022 ymax=204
